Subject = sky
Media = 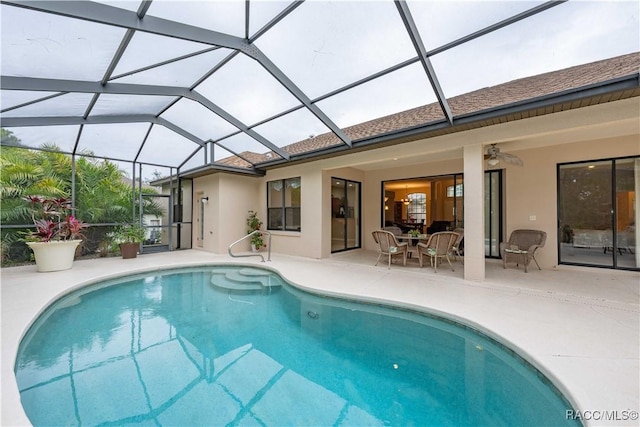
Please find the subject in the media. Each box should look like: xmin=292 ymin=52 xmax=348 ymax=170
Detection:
xmin=1 ymin=0 xmax=639 ymax=177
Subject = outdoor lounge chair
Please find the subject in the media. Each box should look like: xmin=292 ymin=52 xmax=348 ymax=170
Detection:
xmin=499 ymin=229 xmax=547 ymax=273
xmin=372 ymin=230 xmax=408 ymax=269
xmin=451 ymin=228 xmax=464 ymax=263
xmin=416 ymin=231 xmax=459 ymax=273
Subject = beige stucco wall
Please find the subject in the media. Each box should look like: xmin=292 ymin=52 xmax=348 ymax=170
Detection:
xmin=260 ymin=164 xmax=324 ymax=258
xmin=258 ymin=165 xmax=364 ymax=258
xmin=191 ymin=164 xmax=329 ymax=258
xmin=193 ymin=173 xmax=261 ymax=254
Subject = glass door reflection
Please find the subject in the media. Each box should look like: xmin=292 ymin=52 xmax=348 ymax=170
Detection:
xmin=558 ymin=157 xmax=638 ymax=270
xmin=331 ymin=178 xmax=361 ymax=253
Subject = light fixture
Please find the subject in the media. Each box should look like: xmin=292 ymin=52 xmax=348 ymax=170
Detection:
xmin=201 ymin=196 xmax=209 ymax=204
xmin=487 ymin=157 xmax=500 ymax=167
xmin=400 ymin=185 xmax=412 ymax=206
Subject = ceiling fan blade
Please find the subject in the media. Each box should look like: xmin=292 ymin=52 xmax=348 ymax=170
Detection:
xmin=498 ymin=152 xmax=524 ymax=166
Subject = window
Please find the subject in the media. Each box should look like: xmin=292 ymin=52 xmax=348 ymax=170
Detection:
xmin=407 ymin=192 xmax=427 ymax=223
xmin=267 ymin=177 xmax=301 ymax=231
xmin=446 ymin=184 xmax=463 ymax=197
xmin=382 ymin=176 xmax=464 ymax=230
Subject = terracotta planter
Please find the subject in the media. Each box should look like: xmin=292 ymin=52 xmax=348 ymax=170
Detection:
xmin=120 ymin=242 xmax=140 ymax=259
xmin=26 ymin=240 xmax=81 ymax=272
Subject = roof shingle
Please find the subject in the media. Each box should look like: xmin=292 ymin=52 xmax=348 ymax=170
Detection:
xmin=216 ymin=52 xmax=639 ymax=168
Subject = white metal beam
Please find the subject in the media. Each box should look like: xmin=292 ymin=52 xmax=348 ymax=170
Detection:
xmin=1 ymin=76 xmax=290 ymax=159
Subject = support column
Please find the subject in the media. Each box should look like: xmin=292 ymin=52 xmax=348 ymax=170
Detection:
xmin=464 ymin=144 xmax=485 ymax=281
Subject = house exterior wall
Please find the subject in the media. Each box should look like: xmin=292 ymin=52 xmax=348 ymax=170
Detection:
xmin=261 ymin=164 xmax=323 ymax=258
xmin=503 ymin=136 xmax=639 ymax=269
xmin=187 ymin=97 xmax=639 ymax=275
xmin=356 ymin=139 xmax=639 ymax=272
xmin=192 ymin=174 xmax=219 ymax=252
xmin=193 ymin=174 xmax=260 ymax=254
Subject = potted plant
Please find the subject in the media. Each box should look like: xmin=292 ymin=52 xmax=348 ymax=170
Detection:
xmin=246 ymin=210 xmax=265 ymax=252
xmin=408 ymin=229 xmax=421 ymax=246
xmin=22 ymin=196 xmax=87 ymax=272
xmin=115 ymin=223 xmax=146 ymax=259
xmin=97 ymin=230 xmax=116 ymax=258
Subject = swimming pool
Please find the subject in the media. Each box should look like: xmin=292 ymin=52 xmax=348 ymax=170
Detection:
xmin=15 ymin=265 xmax=580 ymax=426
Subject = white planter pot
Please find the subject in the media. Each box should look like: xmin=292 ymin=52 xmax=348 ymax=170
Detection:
xmin=26 ymin=240 xmax=81 ymax=272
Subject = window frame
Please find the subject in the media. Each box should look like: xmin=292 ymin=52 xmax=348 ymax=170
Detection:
xmin=556 ymin=155 xmax=639 ymax=271
xmin=267 ymin=177 xmax=301 ymax=232
xmin=406 ymin=192 xmax=427 ymax=223
xmin=446 ymin=184 xmax=463 ymax=198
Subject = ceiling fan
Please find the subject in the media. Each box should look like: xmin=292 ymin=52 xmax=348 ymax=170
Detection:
xmin=485 ymin=144 xmax=523 ymax=167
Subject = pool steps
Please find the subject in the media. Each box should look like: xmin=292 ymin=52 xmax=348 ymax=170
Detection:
xmin=210 ymin=267 xmax=281 ymax=291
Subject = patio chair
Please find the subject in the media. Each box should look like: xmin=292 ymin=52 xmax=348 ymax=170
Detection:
xmin=499 ymin=229 xmax=547 ymax=273
xmin=372 ymin=230 xmax=408 ymax=269
xmin=384 ymin=225 xmax=417 ymax=257
xmin=416 ymin=231 xmax=459 ymax=273
xmin=383 ymin=226 xmax=403 ymax=237
xmin=426 ymin=220 xmax=451 ymax=234
xmin=451 ymin=228 xmax=464 ymax=263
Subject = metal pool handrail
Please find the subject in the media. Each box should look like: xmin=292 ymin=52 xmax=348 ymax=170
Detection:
xmin=228 ymin=230 xmax=272 ymax=262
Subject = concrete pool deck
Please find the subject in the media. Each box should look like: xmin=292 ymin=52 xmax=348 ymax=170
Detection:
xmin=2 ymin=249 xmax=638 ymax=426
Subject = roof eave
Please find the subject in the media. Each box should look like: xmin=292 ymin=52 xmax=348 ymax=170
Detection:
xmin=254 ymin=73 xmax=640 ymax=170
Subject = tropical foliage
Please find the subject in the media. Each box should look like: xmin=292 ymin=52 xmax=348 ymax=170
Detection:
xmin=22 ymin=196 xmax=87 ymax=242
xmin=1 ymin=130 xmax=164 ymax=264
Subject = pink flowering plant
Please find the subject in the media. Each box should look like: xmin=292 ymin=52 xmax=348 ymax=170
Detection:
xmin=23 ymin=196 xmax=87 ymax=242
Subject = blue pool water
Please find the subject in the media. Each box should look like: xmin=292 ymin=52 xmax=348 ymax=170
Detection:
xmin=16 ymin=266 xmax=580 ymax=426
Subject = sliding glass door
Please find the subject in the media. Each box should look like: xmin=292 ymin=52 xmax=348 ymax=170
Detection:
xmin=485 ymin=170 xmax=502 ymax=258
xmin=383 ymin=172 xmax=500 ymax=257
xmin=383 ymin=175 xmax=463 ymax=235
xmin=331 ymin=178 xmax=361 ymax=253
xmin=558 ymin=157 xmax=638 ymax=270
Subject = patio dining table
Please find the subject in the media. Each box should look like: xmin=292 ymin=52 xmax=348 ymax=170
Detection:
xmin=395 ymin=234 xmax=430 ymax=258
